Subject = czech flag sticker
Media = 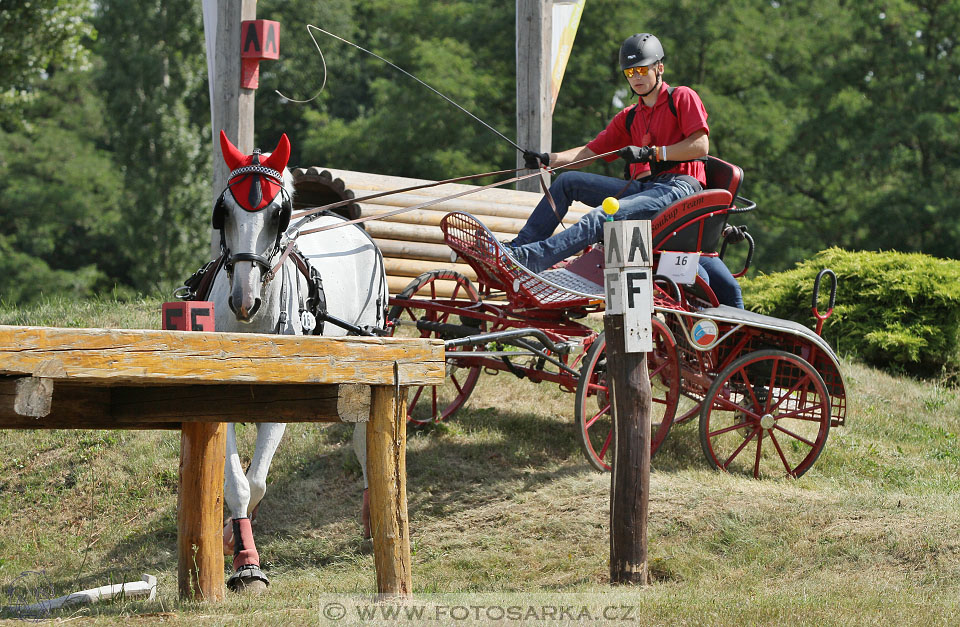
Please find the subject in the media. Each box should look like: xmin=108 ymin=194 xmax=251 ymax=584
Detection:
xmin=692 ymin=319 xmax=719 ymax=347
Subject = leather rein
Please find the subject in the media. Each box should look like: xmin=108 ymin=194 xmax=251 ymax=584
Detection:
xmin=264 ymin=150 xmax=619 ymax=281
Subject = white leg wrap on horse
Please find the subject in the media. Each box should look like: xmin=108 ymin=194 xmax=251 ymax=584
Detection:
xmin=224 ymin=423 xmax=251 ymax=519
xmin=245 ymin=422 xmax=286 ymax=516
xmin=353 ymin=422 xmax=369 ymax=490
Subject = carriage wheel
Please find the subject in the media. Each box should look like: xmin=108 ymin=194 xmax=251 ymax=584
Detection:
xmin=698 ymin=349 xmax=831 ymax=478
xmin=387 ymin=270 xmax=484 ymax=426
xmin=574 ymin=318 xmax=680 ymax=472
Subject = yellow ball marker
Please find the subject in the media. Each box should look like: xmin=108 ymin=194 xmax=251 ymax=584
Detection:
xmin=602 ymin=196 xmax=620 ymax=221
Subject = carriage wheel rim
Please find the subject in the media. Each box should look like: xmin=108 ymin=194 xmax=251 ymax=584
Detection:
xmin=699 ymin=349 xmax=831 ymax=478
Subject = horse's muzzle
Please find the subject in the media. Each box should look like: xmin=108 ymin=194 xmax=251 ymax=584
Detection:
xmin=228 ymin=294 xmax=262 ymax=322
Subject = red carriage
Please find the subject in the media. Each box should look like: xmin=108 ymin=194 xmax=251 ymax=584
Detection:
xmin=385 ymin=157 xmax=846 ymax=478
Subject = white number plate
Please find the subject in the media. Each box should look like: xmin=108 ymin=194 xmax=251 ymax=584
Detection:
xmin=656 ymin=251 xmax=700 ymax=285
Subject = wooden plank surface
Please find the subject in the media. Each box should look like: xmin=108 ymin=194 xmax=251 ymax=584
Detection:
xmin=0 ymin=326 xmax=445 ymax=386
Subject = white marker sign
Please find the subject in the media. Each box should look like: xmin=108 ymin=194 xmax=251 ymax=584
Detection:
xmin=656 ymin=251 xmax=701 ymax=285
xmin=603 ymin=220 xmax=653 ymax=353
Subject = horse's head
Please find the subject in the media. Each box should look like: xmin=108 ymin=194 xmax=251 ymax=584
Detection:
xmin=213 ymin=130 xmax=295 ymax=322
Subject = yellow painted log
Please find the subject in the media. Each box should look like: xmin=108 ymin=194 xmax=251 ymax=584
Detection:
xmin=0 ymin=326 xmax=444 ymax=387
xmin=375 ymin=239 xmax=458 ymax=263
xmin=365 ymin=221 xmax=448 ymax=244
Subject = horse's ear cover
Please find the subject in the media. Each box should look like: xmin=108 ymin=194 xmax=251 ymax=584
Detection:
xmin=220 ymin=130 xmax=246 ymax=171
xmin=214 ymin=131 xmax=292 ymax=230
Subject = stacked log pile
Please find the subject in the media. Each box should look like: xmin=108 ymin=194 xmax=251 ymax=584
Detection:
xmin=292 ymin=167 xmax=591 ymax=296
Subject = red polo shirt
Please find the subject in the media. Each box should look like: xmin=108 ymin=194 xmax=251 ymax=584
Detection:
xmin=586 ymin=81 xmax=709 ymax=185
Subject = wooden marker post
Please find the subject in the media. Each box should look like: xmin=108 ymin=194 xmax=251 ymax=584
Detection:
xmin=603 ymin=217 xmax=654 ymax=585
xmin=162 ymin=302 xmax=226 ymax=601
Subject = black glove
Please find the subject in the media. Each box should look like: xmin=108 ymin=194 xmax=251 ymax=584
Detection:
xmin=617 ymin=145 xmax=655 ymax=164
xmin=523 ymin=150 xmax=550 ymax=169
xmin=722 ymin=225 xmax=748 ymax=243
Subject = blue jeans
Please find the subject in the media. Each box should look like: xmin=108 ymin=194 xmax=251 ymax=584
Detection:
xmin=697 ymin=255 xmax=743 ymax=309
xmin=510 ymin=171 xmax=744 ymax=308
xmin=510 ymin=171 xmax=697 ymax=273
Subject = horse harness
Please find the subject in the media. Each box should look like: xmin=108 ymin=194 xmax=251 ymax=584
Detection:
xmin=176 ymin=244 xmax=329 ymax=335
xmin=179 ymin=206 xmax=384 ymax=338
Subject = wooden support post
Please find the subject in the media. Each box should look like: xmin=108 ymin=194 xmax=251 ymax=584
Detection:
xmin=605 ymin=314 xmax=651 ymax=585
xmin=516 ymin=0 xmax=552 ymax=191
xmin=366 ymin=383 xmax=412 ymax=597
xmin=210 ymin=0 xmax=258 ymax=257
xmin=178 ymin=421 xmax=227 ymax=601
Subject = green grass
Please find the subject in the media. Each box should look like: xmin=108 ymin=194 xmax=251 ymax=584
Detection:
xmin=0 ymin=298 xmax=958 ymax=624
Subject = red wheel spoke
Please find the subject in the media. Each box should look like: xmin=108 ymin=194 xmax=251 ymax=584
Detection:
xmin=598 ymin=427 xmax=614 ymax=459
xmin=649 ymin=359 xmax=670 ymax=380
xmin=708 ymin=419 xmax=754 ymax=438
xmin=721 ymin=427 xmax=758 ymax=470
xmin=768 ymin=431 xmax=798 ymax=477
xmin=584 ymin=404 xmax=610 ymax=430
xmin=767 ymin=373 xmax=815 ymax=414
xmin=769 ymin=404 xmax=827 ymax=422
xmin=409 ymin=385 xmax=425 ymax=407
xmin=773 ymin=423 xmax=817 ymax=448
xmin=753 ymin=430 xmax=763 ymax=478
xmin=764 ymin=357 xmax=781 ymax=413
xmin=585 ymin=382 xmax=607 ymax=395
xmin=712 ymin=393 xmax=759 ymax=418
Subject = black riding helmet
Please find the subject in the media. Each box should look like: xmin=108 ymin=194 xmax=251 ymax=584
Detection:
xmin=620 ymin=33 xmax=664 ymax=69
xmin=620 ymin=33 xmax=664 ymax=98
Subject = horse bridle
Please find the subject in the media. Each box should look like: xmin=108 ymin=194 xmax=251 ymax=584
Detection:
xmin=212 ymin=162 xmax=293 ymax=283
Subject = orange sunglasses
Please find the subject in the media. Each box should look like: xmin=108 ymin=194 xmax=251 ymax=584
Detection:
xmin=623 ymin=65 xmax=656 ymax=79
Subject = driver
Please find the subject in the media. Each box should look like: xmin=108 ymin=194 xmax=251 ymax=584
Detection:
xmin=509 ymin=32 xmax=743 ymax=308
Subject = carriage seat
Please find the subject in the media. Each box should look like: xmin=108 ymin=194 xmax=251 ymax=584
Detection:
xmin=651 ymin=156 xmax=744 ymax=254
xmin=441 ymin=211 xmax=604 ymax=308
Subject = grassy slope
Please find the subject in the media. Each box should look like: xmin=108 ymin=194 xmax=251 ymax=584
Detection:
xmin=0 ymin=298 xmax=958 ymax=624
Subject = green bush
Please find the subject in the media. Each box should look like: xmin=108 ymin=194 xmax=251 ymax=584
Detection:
xmin=740 ymin=248 xmax=960 ymax=377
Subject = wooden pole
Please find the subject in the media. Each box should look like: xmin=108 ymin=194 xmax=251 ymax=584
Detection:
xmin=366 ymin=383 xmax=412 ymax=597
xmin=605 ymin=313 xmax=651 ymax=585
xmin=516 ymin=0 xmax=552 ymax=192
xmin=178 ymin=421 xmax=227 ymax=601
xmin=210 ymin=0 xmax=257 ymax=257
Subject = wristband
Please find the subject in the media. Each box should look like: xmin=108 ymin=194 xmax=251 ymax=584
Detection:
xmin=661 ymin=145 xmax=667 ymax=161
xmin=652 ymin=146 xmax=659 ymax=162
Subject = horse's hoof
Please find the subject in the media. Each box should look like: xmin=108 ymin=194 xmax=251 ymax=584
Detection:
xmin=227 ymin=565 xmax=270 ymax=594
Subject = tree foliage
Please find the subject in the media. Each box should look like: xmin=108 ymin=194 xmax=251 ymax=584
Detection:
xmin=0 ymin=0 xmax=96 ymax=126
xmin=93 ymin=0 xmax=209 ymax=294
xmin=1 ymin=0 xmax=959 ymax=305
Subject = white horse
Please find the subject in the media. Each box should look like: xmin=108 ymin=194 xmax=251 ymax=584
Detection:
xmin=208 ymin=131 xmax=384 ymax=593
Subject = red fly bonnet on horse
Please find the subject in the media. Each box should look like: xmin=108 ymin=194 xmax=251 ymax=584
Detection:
xmin=213 ymin=131 xmax=293 ymax=233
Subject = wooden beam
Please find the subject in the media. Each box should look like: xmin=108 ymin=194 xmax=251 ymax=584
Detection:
xmin=110 ymin=384 xmax=342 ymax=424
xmin=0 ymin=326 xmax=445 ymax=387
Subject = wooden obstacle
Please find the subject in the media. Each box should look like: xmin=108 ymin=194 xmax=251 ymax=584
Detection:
xmin=292 ymin=167 xmax=592 ymax=297
xmin=0 ymin=325 xmax=444 ymax=601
